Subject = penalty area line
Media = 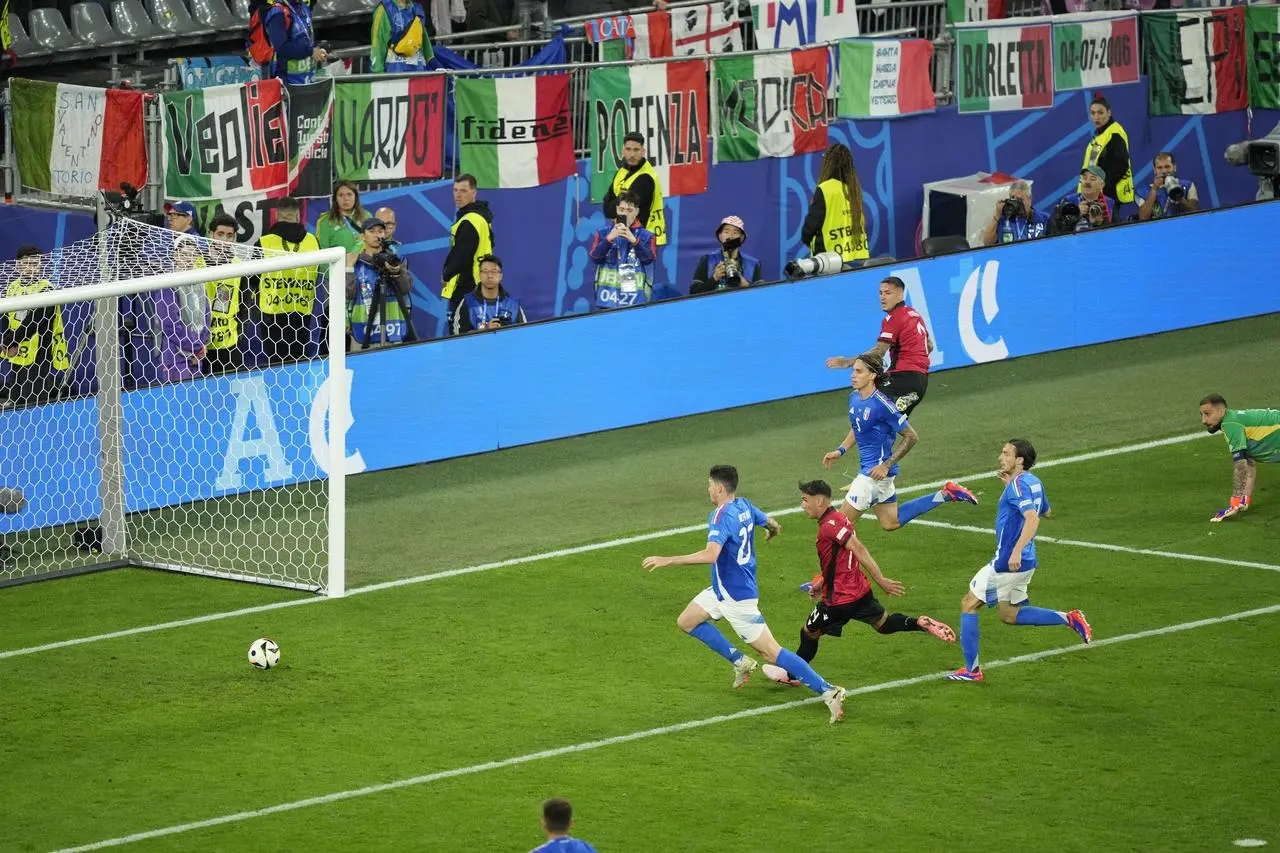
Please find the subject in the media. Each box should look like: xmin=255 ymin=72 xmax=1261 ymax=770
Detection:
xmin=49 ymin=601 xmax=1280 ymax=853
xmin=0 ymin=431 xmax=1212 ymax=662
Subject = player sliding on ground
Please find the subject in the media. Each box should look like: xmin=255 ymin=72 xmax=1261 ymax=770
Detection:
xmin=1198 ymin=394 xmax=1280 ymax=522
xmin=642 ymin=465 xmax=848 ymax=724
xmin=947 ymin=439 xmax=1092 ymax=683
xmin=762 ymin=480 xmax=956 ymax=687
xmin=823 ymin=352 xmax=977 ymax=531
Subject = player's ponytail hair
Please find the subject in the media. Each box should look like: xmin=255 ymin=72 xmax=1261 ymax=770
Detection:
xmin=855 ymin=351 xmax=888 ymax=388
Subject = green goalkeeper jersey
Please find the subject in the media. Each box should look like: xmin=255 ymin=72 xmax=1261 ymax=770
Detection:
xmin=1222 ymin=408 xmax=1280 ymax=463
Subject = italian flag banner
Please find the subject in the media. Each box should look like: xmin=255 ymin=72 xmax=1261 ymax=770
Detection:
xmin=1247 ymin=6 xmax=1280 ymax=110
xmin=1145 ymin=7 xmax=1248 ymax=116
xmin=749 ymin=0 xmax=859 ymax=50
xmin=589 ymin=60 xmax=708 ymax=203
xmin=838 ymin=38 xmax=935 ymax=118
xmin=713 ymin=47 xmax=829 ymax=161
xmin=9 ymin=79 xmax=147 ymax=196
xmin=955 ymin=21 xmax=1053 ymax=114
xmin=1052 ymin=12 xmax=1139 ymax=91
xmin=455 ymin=75 xmax=575 ymax=188
xmin=332 ymin=76 xmax=446 ymax=181
xmin=946 ymin=0 xmax=1005 ymax=27
xmin=161 ymin=80 xmax=289 ymax=200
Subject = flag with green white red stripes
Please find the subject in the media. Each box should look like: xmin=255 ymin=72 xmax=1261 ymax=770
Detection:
xmin=1052 ymin=12 xmax=1139 ymax=92
xmin=1145 ymin=7 xmax=1248 ymax=116
xmin=954 ymin=21 xmax=1053 ymax=114
xmin=455 ymin=75 xmax=575 ymax=189
xmin=1247 ymin=5 xmax=1280 ymax=109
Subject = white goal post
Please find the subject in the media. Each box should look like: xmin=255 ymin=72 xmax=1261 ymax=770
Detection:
xmin=0 ymin=218 xmax=349 ymax=597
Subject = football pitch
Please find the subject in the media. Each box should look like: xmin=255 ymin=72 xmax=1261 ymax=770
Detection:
xmin=1 ymin=315 xmax=1278 ymax=853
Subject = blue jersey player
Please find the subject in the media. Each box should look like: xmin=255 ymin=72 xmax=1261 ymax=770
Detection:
xmin=642 ymin=465 xmax=848 ymax=723
xmin=822 ymin=353 xmax=977 ymax=531
xmin=529 ymin=798 xmax=597 ymax=853
xmin=948 ymin=439 xmax=1093 ymax=683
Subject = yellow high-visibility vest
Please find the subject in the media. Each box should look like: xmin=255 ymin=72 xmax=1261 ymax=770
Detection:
xmin=811 ymin=179 xmax=868 ymax=262
xmin=1083 ymin=122 xmax=1134 ymax=203
xmin=258 ymin=232 xmax=320 ymax=315
xmin=610 ymin=160 xmax=666 ymax=246
xmin=443 ymin=211 xmax=493 ymax=299
xmin=206 ymin=263 xmax=242 ymax=350
xmin=2 ymin=278 xmax=68 ymax=370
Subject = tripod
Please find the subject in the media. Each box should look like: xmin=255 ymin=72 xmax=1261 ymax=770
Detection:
xmin=360 ymin=271 xmax=418 ymax=350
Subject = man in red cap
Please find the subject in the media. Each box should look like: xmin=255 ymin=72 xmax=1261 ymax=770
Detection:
xmin=689 ymin=215 xmax=763 ymax=295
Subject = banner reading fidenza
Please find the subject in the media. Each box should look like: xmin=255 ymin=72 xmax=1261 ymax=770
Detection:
xmin=1052 ymin=12 xmax=1139 ymax=91
xmin=334 ymin=76 xmax=445 ymax=181
xmin=713 ymin=46 xmax=829 ymax=161
xmin=288 ymin=80 xmax=334 ymax=199
xmin=589 ymin=60 xmax=708 ymax=203
xmin=161 ymin=80 xmax=289 ymax=201
xmin=956 ymin=21 xmax=1053 ymax=113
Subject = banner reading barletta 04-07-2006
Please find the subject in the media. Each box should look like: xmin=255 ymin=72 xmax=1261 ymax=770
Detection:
xmin=955 ymin=21 xmax=1053 ymax=114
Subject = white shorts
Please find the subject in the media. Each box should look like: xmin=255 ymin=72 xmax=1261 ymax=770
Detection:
xmin=968 ymin=562 xmax=1036 ymax=608
xmin=844 ymin=474 xmax=897 ymax=513
xmin=692 ymin=587 xmax=768 ymax=643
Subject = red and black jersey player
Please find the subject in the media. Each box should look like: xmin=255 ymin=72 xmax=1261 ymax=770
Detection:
xmin=763 ymin=480 xmax=956 ymax=686
xmin=826 ymin=275 xmax=933 ymax=415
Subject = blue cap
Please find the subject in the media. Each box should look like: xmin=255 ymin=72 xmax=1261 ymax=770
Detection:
xmin=165 ymin=201 xmax=196 ymax=218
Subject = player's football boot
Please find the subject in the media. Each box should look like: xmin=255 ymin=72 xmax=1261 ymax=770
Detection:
xmin=942 ymin=481 xmax=979 ymax=504
xmin=798 ymin=573 xmax=823 ymax=596
xmin=916 ymin=615 xmax=957 ymax=643
xmin=821 ymin=686 xmax=846 ymax=723
xmin=761 ymin=663 xmax=802 ymax=686
xmin=946 ymin=667 xmax=984 ymax=682
xmin=732 ymin=655 xmax=758 ymax=689
xmin=1066 ymin=610 xmax=1093 ymax=644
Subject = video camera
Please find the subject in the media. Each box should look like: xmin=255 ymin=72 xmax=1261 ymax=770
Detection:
xmin=98 ymin=182 xmax=165 ymax=228
xmin=1225 ymin=137 xmax=1280 ymax=197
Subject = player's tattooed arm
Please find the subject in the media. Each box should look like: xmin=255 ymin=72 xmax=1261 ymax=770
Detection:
xmin=1233 ymin=458 xmax=1256 ymax=498
xmin=885 ymin=425 xmax=919 ymax=468
xmin=762 ymin=518 xmax=782 ymax=540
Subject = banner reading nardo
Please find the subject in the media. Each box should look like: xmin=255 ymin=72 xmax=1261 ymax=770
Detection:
xmin=955 ymin=21 xmax=1054 ymax=114
xmin=333 ymin=76 xmax=445 ymax=181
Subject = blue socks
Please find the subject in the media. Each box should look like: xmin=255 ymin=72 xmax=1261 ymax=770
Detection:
xmin=776 ymin=648 xmax=832 ymax=694
xmin=897 ymin=492 xmax=945 ymax=526
xmin=1014 ymin=606 xmax=1068 ymax=626
xmin=960 ymin=613 xmax=981 ymax=671
xmin=689 ymin=622 xmax=743 ymax=664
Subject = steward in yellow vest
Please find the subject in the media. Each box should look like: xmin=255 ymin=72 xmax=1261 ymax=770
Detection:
xmin=603 ymin=131 xmax=667 ymax=246
xmin=800 ymin=144 xmax=870 ymax=263
xmin=441 ymin=174 xmax=494 ymax=316
xmin=205 ymin=214 xmax=245 ymax=374
xmin=254 ymin=197 xmax=319 ymax=365
xmin=1 ymin=247 xmax=68 ymax=406
xmin=1083 ymin=93 xmax=1134 ymax=205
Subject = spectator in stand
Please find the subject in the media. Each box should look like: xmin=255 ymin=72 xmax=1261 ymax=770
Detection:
xmin=442 ymin=174 xmax=494 ymax=321
xmin=0 ymin=245 xmax=68 ymax=407
xmin=690 ymin=215 xmax=762 ymax=294
xmin=451 ymin=254 xmax=526 ymax=334
xmin=255 ymin=196 xmax=320 ymax=365
xmin=981 ymin=180 xmax=1050 ymax=245
xmin=258 ymin=0 xmax=326 ymax=84
xmin=204 ymin=214 xmax=245 ymax=375
xmin=801 ymin=143 xmax=869 ymax=264
xmin=589 ymin=190 xmax=656 ymax=310
xmin=1138 ymin=152 xmax=1200 ymax=221
xmin=347 ymin=218 xmax=413 ymax=350
xmin=164 ymin=201 xmax=200 ymax=236
xmin=1083 ymin=92 xmax=1133 ymax=215
xmin=316 ymin=181 xmax=371 ymax=268
xmin=530 ymin=798 xmax=597 ymax=853
xmin=603 ymin=131 xmax=666 ymax=246
xmin=156 ymin=236 xmax=211 ymax=383
xmin=371 ymin=0 xmax=433 ymax=72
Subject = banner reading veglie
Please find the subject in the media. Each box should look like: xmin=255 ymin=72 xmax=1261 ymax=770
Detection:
xmin=1052 ymin=12 xmax=1139 ymax=91
xmin=333 ymin=76 xmax=445 ymax=181
xmin=589 ymin=60 xmax=708 ymax=203
xmin=161 ymin=79 xmax=288 ymax=201
xmin=455 ymin=74 xmax=575 ymax=188
xmin=838 ymin=38 xmax=935 ymax=118
xmin=1246 ymin=5 xmax=1280 ymax=110
xmin=713 ymin=46 xmax=828 ymax=161
xmin=1145 ymin=8 xmax=1247 ymax=116
xmin=955 ymin=21 xmax=1053 ymax=114
xmin=287 ymin=79 xmax=334 ymax=199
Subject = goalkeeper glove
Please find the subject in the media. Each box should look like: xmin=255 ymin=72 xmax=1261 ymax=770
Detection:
xmin=1210 ymin=495 xmax=1251 ymax=523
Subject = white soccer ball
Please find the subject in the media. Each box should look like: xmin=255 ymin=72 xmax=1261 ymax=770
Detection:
xmin=248 ymin=637 xmax=280 ymax=670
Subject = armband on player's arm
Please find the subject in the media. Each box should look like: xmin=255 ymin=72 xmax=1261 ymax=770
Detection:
xmin=1232 ymin=450 xmax=1250 ymax=462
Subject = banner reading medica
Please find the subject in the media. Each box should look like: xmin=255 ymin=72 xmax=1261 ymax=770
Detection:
xmin=1052 ymin=11 xmax=1139 ymax=92
xmin=955 ymin=20 xmax=1053 ymax=114
xmin=161 ymin=79 xmax=289 ymax=201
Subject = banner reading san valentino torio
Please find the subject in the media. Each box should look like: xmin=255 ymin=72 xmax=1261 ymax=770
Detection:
xmin=955 ymin=21 xmax=1053 ymax=113
xmin=333 ymin=76 xmax=445 ymax=181
xmin=1051 ymin=11 xmax=1139 ymax=92
xmin=713 ymin=46 xmax=828 ymax=161
xmin=589 ymin=60 xmax=709 ymax=203
xmin=1145 ymin=7 xmax=1247 ymax=116
xmin=160 ymin=79 xmax=288 ymax=201
xmin=455 ymin=74 xmax=575 ymax=188
xmin=1247 ymin=5 xmax=1280 ymax=109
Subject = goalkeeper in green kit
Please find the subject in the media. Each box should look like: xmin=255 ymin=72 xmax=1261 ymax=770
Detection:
xmin=1198 ymin=394 xmax=1280 ymax=522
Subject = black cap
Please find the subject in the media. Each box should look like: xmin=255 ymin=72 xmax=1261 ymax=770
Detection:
xmin=15 ymin=244 xmax=41 ymax=260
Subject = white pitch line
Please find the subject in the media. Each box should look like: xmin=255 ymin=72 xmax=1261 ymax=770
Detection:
xmin=0 ymin=431 xmax=1213 ymax=662
xmin=51 ymin=601 xmax=1280 ymax=853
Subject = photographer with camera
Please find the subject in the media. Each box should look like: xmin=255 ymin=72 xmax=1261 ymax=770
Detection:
xmin=1138 ymin=152 xmax=1199 ymax=221
xmin=347 ymin=217 xmax=415 ymax=350
xmin=1052 ymin=166 xmax=1113 ymax=234
xmin=451 ymin=255 xmax=526 ymax=334
xmin=981 ymin=180 xmax=1050 ymax=246
xmin=588 ymin=191 xmax=656 ymax=311
xmin=690 ymin=215 xmax=763 ymax=295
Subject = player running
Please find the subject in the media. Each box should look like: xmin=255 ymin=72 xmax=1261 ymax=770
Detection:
xmin=641 ymin=465 xmax=848 ymax=723
xmin=823 ymin=352 xmax=977 ymax=532
xmin=762 ymin=480 xmax=956 ymax=687
xmin=1198 ymin=394 xmax=1280 ymax=522
xmin=826 ymin=275 xmax=933 ymax=415
xmin=947 ymin=439 xmax=1092 ymax=683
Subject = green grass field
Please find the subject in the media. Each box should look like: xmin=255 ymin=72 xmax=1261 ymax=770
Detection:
xmin=1 ymin=316 xmax=1278 ymax=853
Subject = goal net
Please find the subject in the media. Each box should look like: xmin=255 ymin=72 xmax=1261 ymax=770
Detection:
xmin=0 ymin=214 xmax=348 ymax=595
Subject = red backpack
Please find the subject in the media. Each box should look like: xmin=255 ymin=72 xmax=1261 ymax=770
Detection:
xmin=247 ymin=0 xmax=289 ymax=65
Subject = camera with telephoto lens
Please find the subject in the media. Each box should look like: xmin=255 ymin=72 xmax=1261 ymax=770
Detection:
xmin=1001 ymin=197 xmax=1026 ymax=220
xmin=1162 ymin=175 xmax=1185 ymax=202
xmin=1084 ymin=200 xmax=1106 ymax=222
xmin=784 ymin=251 xmax=844 ymax=279
xmin=1052 ymin=199 xmax=1080 ymax=233
xmin=369 ymin=238 xmax=401 ymax=274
